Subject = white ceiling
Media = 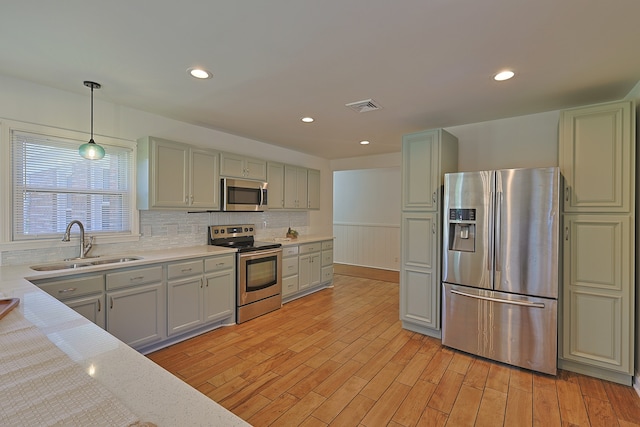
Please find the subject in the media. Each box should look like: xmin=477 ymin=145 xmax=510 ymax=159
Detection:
xmin=2 ymin=1 xmax=640 ymax=160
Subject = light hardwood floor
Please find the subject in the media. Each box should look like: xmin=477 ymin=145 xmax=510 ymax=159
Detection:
xmin=148 ymin=274 xmax=640 ymax=426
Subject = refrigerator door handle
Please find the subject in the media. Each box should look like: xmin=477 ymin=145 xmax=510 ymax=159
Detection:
xmin=488 ymin=191 xmax=495 ymax=273
xmin=495 ymin=192 xmax=502 ymax=272
xmin=450 ymin=289 xmax=546 ymax=309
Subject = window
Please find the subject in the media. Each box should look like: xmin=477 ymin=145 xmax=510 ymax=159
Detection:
xmin=11 ymin=129 xmax=134 ymax=241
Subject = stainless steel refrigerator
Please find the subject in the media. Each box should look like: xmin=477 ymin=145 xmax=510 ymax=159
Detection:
xmin=441 ymin=167 xmax=560 ymax=375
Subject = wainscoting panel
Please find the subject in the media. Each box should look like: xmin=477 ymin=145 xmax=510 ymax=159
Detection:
xmin=333 ymin=223 xmax=400 ymax=271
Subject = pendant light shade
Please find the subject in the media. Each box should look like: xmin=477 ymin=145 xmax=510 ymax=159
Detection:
xmin=79 ymin=81 xmax=105 ymax=160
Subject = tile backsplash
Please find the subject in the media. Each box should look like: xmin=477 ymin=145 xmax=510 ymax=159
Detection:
xmin=1 ymin=210 xmax=312 ymax=266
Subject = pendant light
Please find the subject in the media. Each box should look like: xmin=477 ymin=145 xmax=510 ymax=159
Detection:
xmin=78 ymin=81 xmax=105 ymax=160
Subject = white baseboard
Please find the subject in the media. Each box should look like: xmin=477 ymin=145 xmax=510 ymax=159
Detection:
xmin=634 ymin=377 xmax=640 ymax=398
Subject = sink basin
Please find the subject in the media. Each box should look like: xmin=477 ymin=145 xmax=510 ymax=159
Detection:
xmin=90 ymin=257 xmax=141 ymax=265
xmin=31 ymin=262 xmax=93 ymax=271
xmin=30 ymin=256 xmax=142 ymax=271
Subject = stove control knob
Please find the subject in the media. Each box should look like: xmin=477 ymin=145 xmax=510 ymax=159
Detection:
xmin=214 ymin=229 xmax=219 ymax=234
xmin=244 ymin=227 xmax=249 ymax=232
xmin=220 ymin=230 xmax=225 ymax=234
xmin=249 ymin=227 xmax=253 ymax=231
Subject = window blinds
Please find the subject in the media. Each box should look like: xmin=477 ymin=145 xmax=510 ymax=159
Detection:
xmin=11 ymin=130 xmax=133 ymax=240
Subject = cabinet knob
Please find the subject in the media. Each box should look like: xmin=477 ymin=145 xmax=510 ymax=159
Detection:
xmin=565 ymin=226 xmax=569 ymax=241
xmin=565 ymin=187 xmax=570 ymax=203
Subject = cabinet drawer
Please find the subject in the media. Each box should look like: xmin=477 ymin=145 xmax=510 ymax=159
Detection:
xmin=322 ymin=250 xmax=333 ymax=267
xmin=282 ymin=257 xmax=299 ymax=277
xmin=322 ymin=266 xmax=333 ymax=283
xmin=204 ymin=254 xmax=235 ymax=273
xmin=168 ymin=260 xmax=203 ymax=279
xmin=106 ymin=265 xmax=163 ymax=290
xmin=322 ymin=240 xmax=333 ymax=250
xmin=282 ymin=246 xmax=299 ymax=257
xmin=37 ymin=274 xmax=104 ymax=300
xmin=299 ymin=242 xmax=321 ymax=254
xmin=282 ymin=275 xmax=299 ymax=296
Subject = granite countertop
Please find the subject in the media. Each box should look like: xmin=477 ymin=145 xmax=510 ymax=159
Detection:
xmin=0 ymin=245 xmax=249 ymax=426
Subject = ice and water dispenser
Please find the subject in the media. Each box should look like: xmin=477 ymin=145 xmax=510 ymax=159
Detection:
xmin=447 ymin=208 xmax=476 ymax=252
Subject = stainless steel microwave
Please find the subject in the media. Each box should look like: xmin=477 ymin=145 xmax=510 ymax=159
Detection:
xmin=221 ymin=178 xmax=268 ymax=211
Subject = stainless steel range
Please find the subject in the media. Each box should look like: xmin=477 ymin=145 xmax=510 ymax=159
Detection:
xmin=208 ymin=224 xmax=282 ymax=323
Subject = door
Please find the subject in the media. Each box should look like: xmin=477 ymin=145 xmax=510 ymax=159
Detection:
xmin=442 ymin=171 xmax=493 ymax=290
xmin=494 ymin=167 xmax=560 ymax=298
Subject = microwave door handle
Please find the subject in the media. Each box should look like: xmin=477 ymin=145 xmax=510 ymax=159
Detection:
xmin=260 ymin=184 xmax=265 ymax=207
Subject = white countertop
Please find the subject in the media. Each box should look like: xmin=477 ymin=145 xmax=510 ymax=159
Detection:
xmin=262 ymin=234 xmax=334 ymax=246
xmin=0 ymin=245 xmax=250 ymax=426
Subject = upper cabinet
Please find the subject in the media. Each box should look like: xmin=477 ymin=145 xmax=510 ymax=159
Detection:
xmin=268 ymin=163 xmax=320 ymax=211
xmin=284 ymin=165 xmax=308 ymax=209
xmin=559 ymin=100 xmax=634 ymax=213
xmin=307 ymin=169 xmax=320 ymax=210
xmin=137 ymin=136 xmax=219 ymax=210
xmin=402 ymin=129 xmax=459 ymax=211
xmin=220 ymin=152 xmax=267 ymax=181
xmin=267 ymin=162 xmax=285 ymax=209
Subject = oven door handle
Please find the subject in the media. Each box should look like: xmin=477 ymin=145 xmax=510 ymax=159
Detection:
xmin=238 ymin=248 xmax=282 ymax=259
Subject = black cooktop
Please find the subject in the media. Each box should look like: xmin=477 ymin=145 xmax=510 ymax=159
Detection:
xmin=208 ymin=225 xmax=281 ymax=253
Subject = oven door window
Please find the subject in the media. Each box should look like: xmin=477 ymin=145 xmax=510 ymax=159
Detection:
xmin=245 ymin=255 xmax=278 ymax=291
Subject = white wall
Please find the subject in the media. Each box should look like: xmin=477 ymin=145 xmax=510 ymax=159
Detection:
xmin=447 ymin=110 xmax=560 ymax=172
xmin=0 ymin=75 xmax=332 ymax=264
xmin=333 ymin=168 xmax=400 ymax=270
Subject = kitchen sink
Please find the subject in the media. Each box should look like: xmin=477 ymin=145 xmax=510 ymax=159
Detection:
xmin=30 ymin=256 xmax=143 ymax=271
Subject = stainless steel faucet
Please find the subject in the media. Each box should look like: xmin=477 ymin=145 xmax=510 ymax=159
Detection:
xmin=62 ymin=220 xmax=94 ymax=259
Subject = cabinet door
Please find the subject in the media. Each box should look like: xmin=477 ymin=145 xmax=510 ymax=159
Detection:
xmin=296 ymin=168 xmax=308 ymax=209
xmin=299 ymin=254 xmax=311 ymax=289
xmin=66 ymin=294 xmax=105 ymax=329
xmin=245 ymin=158 xmax=267 ymax=181
xmin=107 ymin=282 xmax=165 ymax=349
xmin=220 ymin=153 xmax=246 ymax=178
xmin=153 ymin=139 xmax=189 ymax=207
xmin=204 ymin=270 xmax=234 ymax=323
xmin=561 ymin=214 xmax=632 ymax=374
xmin=307 ymin=169 xmax=320 ymax=209
xmin=402 ymin=131 xmax=439 ymax=211
xmin=190 ymin=148 xmax=219 ymax=209
xmin=310 ymin=253 xmax=321 ymax=287
xmin=400 ymin=212 xmax=439 ymax=330
xmin=284 ymin=165 xmax=298 ymax=208
xmin=267 ymin=162 xmax=285 ymax=209
xmin=167 ymin=276 xmax=203 ymax=336
xmin=559 ymin=100 xmax=634 ymax=213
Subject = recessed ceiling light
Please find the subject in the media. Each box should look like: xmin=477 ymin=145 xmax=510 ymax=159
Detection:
xmin=494 ymin=70 xmax=515 ymax=81
xmin=188 ymin=67 xmax=212 ymax=79
xmin=301 ymin=117 xmax=314 ymax=123
xmin=360 ymin=140 xmax=370 ymax=145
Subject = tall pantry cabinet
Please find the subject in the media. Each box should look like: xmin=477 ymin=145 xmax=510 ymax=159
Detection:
xmin=400 ymin=129 xmax=458 ymax=338
xmin=558 ymin=100 xmax=635 ymax=386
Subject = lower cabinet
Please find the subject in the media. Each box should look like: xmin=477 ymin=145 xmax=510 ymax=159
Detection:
xmin=282 ymin=245 xmax=300 ymax=298
xmin=34 ymin=274 xmax=105 ymax=329
xmin=321 ymin=240 xmax=334 ymax=283
xmin=167 ymin=255 xmax=235 ymax=336
xmin=282 ymin=239 xmax=334 ymax=303
xmin=299 ymin=242 xmax=322 ymax=290
xmin=66 ymin=294 xmax=106 ymax=329
xmin=559 ymin=214 xmax=633 ymax=384
xmin=400 ymin=212 xmax=441 ymax=337
xmin=106 ymin=266 xmax=165 ymax=350
xmin=203 ymin=255 xmax=235 ymax=323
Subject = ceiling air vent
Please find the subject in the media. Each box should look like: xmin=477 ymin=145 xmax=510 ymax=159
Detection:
xmin=345 ymin=99 xmax=382 ymax=113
